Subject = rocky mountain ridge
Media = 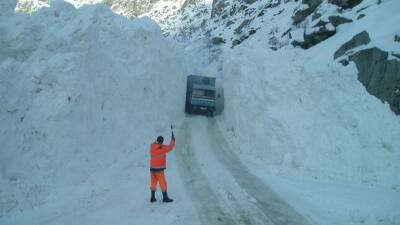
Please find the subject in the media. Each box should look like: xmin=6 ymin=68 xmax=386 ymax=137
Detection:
xmin=170 ymin=0 xmax=400 ymax=114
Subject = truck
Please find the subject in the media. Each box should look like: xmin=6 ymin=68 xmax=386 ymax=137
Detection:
xmin=185 ymin=75 xmax=216 ymax=117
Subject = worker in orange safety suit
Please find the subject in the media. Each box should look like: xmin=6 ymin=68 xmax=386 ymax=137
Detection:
xmin=149 ymin=130 xmax=175 ymax=203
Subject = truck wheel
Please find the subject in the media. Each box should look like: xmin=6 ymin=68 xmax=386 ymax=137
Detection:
xmin=185 ymin=102 xmax=189 ymax=113
xmin=187 ymin=105 xmax=193 ymax=114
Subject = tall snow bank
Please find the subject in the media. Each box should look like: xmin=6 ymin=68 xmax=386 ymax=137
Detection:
xmin=217 ymin=41 xmax=400 ymax=191
xmin=0 ymin=0 xmax=17 ymax=16
xmin=211 ymin=0 xmax=400 ymax=191
xmin=0 ymin=0 xmax=185 ymax=217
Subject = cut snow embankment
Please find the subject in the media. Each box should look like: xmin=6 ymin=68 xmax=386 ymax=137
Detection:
xmin=218 ymin=44 xmax=400 ymax=189
xmin=0 ymin=1 xmax=196 ymax=224
xmin=216 ymin=0 xmax=400 ymax=189
xmin=212 ymin=4 xmax=400 ymax=223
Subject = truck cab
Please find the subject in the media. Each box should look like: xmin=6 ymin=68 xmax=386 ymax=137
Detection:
xmin=185 ymin=75 xmax=216 ymax=117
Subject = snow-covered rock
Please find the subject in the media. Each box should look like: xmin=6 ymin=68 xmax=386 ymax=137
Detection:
xmin=334 ymin=30 xmax=371 ymax=59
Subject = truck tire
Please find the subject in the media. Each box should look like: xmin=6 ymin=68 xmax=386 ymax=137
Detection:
xmin=186 ymin=102 xmax=194 ymax=114
xmin=185 ymin=101 xmax=189 ymax=113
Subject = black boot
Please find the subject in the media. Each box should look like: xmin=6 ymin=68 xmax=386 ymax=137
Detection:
xmin=162 ymin=191 xmax=173 ymax=203
xmin=150 ymin=190 xmax=156 ymax=203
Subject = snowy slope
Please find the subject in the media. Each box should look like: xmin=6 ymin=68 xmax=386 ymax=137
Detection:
xmin=211 ymin=0 xmax=400 ymax=190
xmin=204 ymin=1 xmax=400 ymax=224
xmin=216 ymin=39 xmax=400 ymax=188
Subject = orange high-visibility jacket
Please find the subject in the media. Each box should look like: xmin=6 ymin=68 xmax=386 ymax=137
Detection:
xmin=150 ymin=139 xmax=175 ymax=171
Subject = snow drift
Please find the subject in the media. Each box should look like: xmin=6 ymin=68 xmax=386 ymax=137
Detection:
xmin=0 ymin=0 xmax=185 ymax=219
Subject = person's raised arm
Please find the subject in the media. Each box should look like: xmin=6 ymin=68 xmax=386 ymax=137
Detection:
xmin=166 ymin=133 xmax=175 ymax=152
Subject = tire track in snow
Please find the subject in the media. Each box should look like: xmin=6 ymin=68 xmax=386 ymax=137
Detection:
xmin=206 ymin=118 xmax=317 ymax=225
xmin=186 ymin=116 xmax=274 ymax=225
xmin=175 ymin=119 xmax=235 ymax=225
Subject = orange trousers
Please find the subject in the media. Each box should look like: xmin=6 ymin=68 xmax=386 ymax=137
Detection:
xmin=150 ymin=171 xmax=167 ymax=192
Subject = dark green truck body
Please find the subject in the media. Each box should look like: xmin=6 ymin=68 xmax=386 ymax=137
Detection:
xmin=185 ymin=75 xmax=216 ymax=116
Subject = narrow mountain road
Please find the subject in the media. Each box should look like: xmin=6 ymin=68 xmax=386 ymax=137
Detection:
xmin=175 ymin=116 xmax=317 ymax=225
xmin=174 ymin=120 xmax=235 ymax=225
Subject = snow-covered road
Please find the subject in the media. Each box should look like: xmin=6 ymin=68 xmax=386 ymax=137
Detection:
xmin=175 ymin=119 xmax=235 ymax=225
xmin=175 ymin=116 xmax=316 ymax=225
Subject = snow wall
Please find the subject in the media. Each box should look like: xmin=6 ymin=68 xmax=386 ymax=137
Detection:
xmin=0 ymin=0 xmax=185 ymax=216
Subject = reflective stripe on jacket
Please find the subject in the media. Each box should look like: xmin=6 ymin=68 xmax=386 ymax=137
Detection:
xmin=150 ymin=139 xmax=175 ymax=170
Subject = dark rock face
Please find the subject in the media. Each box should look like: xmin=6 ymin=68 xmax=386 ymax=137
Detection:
xmin=312 ymin=12 xmax=322 ymax=20
xmin=292 ymin=0 xmax=322 ymax=25
xmin=211 ymin=0 xmax=229 ymax=18
xmin=226 ymin=20 xmax=234 ymax=26
xmin=232 ymin=29 xmax=257 ymax=47
xmin=243 ymin=0 xmax=258 ymax=4
xmin=268 ymin=36 xmax=279 ymax=48
xmin=293 ymin=25 xmax=336 ymax=49
xmin=303 ymin=26 xmax=336 ymax=49
xmin=303 ymin=0 xmax=323 ymax=8
xmin=232 ymin=39 xmax=241 ymax=47
xmin=211 ymin=37 xmax=226 ymax=45
xmin=339 ymin=59 xmax=349 ymax=66
xmin=349 ymin=48 xmax=400 ymax=115
xmin=328 ymin=16 xmax=352 ymax=27
xmin=313 ymin=19 xmax=328 ymax=27
xmin=357 ymin=14 xmax=365 ymax=20
xmin=334 ymin=30 xmax=370 ymax=59
xmin=328 ymin=0 xmax=363 ymax=9
xmin=282 ymin=28 xmax=292 ymax=38
xmin=291 ymin=40 xmax=303 ymax=48
xmin=292 ymin=8 xmax=313 ymax=25
xmin=234 ymin=19 xmax=252 ymax=34
xmin=356 ymin=5 xmax=368 ymax=13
